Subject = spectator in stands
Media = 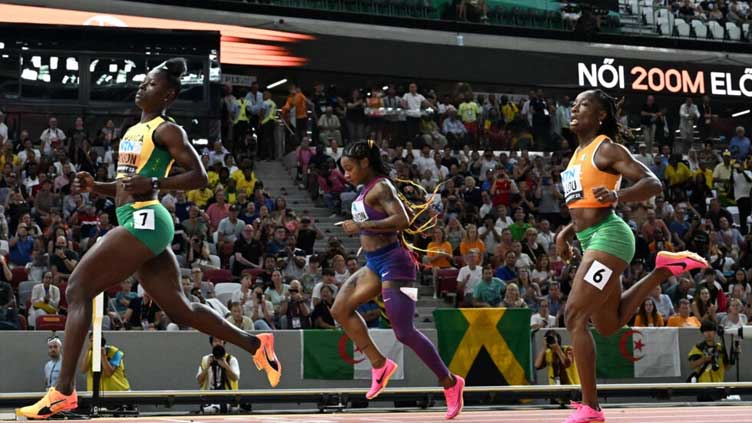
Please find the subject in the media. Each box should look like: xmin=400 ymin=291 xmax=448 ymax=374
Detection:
xmin=316 ymin=159 xmax=348 ymax=217
xmin=501 ymin=282 xmax=526 ymax=308
xmin=402 ymin=82 xmax=428 ymax=143
xmin=442 ymin=106 xmax=467 ymax=148
xmin=265 ymin=270 xmax=289 ymax=319
xmin=458 ymin=93 xmax=481 ymax=145
xmin=79 ymin=333 xmax=130 ymax=391
xmin=668 ymin=298 xmax=701 ymax=327
xmin=530 ymin=297 xmax=556 ymax=329
xmin=197 ymin=336 xmax=239 ymax=413
xmin=713 ymin=151 xmax=733 ymax=203
xmin=457 ymin=249 xmax=482 ymax=306
xmin=281 ymin=84 xmax=311 ymax=145
xmin=545 ymin=281 xmax=564 ymax=318
xmin=29 ymin=272 xmax=60 ymax=329
xmin=633 ymin=298 xmax=664 ymax=327
xmin=9 ymin=223 xmax=34 ymax=266
xmin=50 ymin=235 xmax=78 ymax=276
xmin=216 ymin=204 xmax=244 ymax=255
xmin=728 ymin=0 xmax=750 ymax=24
xmin=692 ymin=287 xmax=719 ymax=323
xmin=721 ymin=298 xmax=748 ymax=330
xmin=206 ymin=189 xmax=230 ymax=233
xmin=345 ymin=89 xmax=366 ymax=143
xmin=0 ymin=110 xmax=7 ymax=144
xmin=312 ymin=284 xmax=336 ymax=329
xmin=731 ymin=161 xmax=752 ymax=235
xmin=459 ymin=224 xmax=485 ymax=260
xmin=318 ymin=107 xmax=342 ymax=145
xmin=39 ymin=117 xmax=66 ymax=157
xmin=295 ymin=217 xmax=322 ymax=256
xmin=232 ymin=224 xmax=262 ymax=276
xmin=232 ymin=158 xmax=258 ymax=197
xmin=650 ymin=285 xmax=675 ymax=318
xmin=680 ymin=97 xmax=700 ymax=144
xmin=729 ymin=126 xmax=750 ymax=162
xmin=535 ymin=330 xmax=578 ymax=385
xmin=44 ymin=336 xmax=62 ymax=389
xmin=420 ymin=114 xmax=448 ymax=149
xmin=0 ymin=279 xmax=18 ymax=330
xmin=425 ymin=227 xmax=454 ymax=299
xmin=472 ymin=265 xmax=505 ymax=307
xmin=226 ymin=301 xmax=254 ymax=331
xmin=279 ymin=280 xmax=311 ymax=329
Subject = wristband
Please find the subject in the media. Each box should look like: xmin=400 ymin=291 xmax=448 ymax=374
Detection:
xmin=151 ymin=177 xmax=160 ymax=191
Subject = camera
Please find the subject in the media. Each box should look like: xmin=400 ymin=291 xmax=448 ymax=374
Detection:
xmin=722 ymin=325 xmax=752 ymax=339
xmin=256 ymin=293 xmax=263 ymax=300
xmin=212 ymin=345 xmax=226 ymax=360
xmin=545 ymin=334 xmax=556 ymax=346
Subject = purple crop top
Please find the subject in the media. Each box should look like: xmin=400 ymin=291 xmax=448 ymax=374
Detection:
xmin=351 ymin=176 xmax=399 ymax=236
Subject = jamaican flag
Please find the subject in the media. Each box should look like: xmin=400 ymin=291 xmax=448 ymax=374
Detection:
xmin=433 ymin=308 xmax=532 ymax=386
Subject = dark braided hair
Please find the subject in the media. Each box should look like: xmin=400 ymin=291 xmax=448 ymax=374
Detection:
xmin=587 ymin=89 xmax=634 ymax=144
xmin=155 ymin=57 xmax=187 ymax=93
xmin=342 ymin=140 xmax=390 ymax=176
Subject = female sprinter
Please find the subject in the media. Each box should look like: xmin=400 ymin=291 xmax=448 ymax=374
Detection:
xmin=334 ymin=140 xmax=464 ymax=419
xmin=557 ymin=89 xmax=707 ymax=423
xmin=18 ymin=58 xmax=280 ymax=420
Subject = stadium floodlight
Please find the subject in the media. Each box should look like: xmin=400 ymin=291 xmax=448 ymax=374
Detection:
xmin=267 ymin=78 xmax=287 ymax=89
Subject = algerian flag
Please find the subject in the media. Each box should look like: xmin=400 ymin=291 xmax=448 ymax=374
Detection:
xmin=302 ymin=329 xmax=404 ymax=380
xmin=593 ymin=327 xmax=681 ymax=378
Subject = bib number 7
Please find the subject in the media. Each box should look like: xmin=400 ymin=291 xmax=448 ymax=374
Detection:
xmin=133 ymin=209 xmax=155 ymax=231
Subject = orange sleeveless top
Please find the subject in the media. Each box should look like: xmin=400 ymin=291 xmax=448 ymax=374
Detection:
xmin=561 ymin=135 xmax=621 ymax=209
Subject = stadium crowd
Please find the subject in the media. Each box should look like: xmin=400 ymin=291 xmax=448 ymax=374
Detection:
xmin=0 ymin=79 xmax=750 ymax=339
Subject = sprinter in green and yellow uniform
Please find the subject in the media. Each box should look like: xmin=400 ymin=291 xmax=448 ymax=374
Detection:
xmin=18 ymin=58 xmax=281 ymax=420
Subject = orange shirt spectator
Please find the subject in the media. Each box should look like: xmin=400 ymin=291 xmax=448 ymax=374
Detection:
xmin=666 ymin=299 xmax=701 ymax=327
xmin=427 ymin=240 xmax=453 ymax=269
xmin=281 ymin=89 xmax=309 ymax=120
xmin=633 ymin=313 xmax=665 ymax=327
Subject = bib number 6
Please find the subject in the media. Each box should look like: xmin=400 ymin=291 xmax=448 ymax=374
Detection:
xmin=584 ymin=260 xmax=613 ymax=291
xmin=133 ymin=209 xmax=155 ymax=231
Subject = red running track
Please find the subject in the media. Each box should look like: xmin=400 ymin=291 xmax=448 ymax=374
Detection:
xmin=16 ymin=406 xmax=750 ymax=423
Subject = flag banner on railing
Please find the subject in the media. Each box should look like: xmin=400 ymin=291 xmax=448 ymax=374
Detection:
xmin=593 ymin=327 xmax=681 ymax=378
xmin=433 ymin=308 xmax=532 ymax=386
xmin=302 ymin=329 xmax=404 ymax=380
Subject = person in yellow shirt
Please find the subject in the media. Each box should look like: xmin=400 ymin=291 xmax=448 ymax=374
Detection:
xmin=693 ymin=164 xmax=713 ymax=189
xmin=188 ymin=186 xmax=214 ymax=207
xmin=667 ymin=299 xmax=701 ymax=327
xmin=458 ymin=96 xmax=482 ymax=144
xmin=231 ymin=157 xmax=257 ymax=196
xmin=665 ymin=154 xmax=692 ymax=200
xmin=688 ymin=319 xmax=733 ymax=386
xmin=534 ymin=331 xmax=579 ymax=386
xmin=500 ymin=95 xmax=519 ymax=125
xmin=79 ymin=334 xmax=130 ymax=392
xmin=424 ymin=227 xmax=455 ymax=299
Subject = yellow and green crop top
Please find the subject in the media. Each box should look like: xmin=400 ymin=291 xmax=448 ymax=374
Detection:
xmin=116 ymin=116 xmax=175 ymax=180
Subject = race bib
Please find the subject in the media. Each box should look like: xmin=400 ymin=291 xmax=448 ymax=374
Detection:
xmin=561 ymin=165 xmax=584 ymax=204
xmin=133 ymin=209 xmax=155 ymax=230
xmin=583 ymin=260 xmax=613 ymax=291
xmin=351 ymin=200 xmax=368 ymax=223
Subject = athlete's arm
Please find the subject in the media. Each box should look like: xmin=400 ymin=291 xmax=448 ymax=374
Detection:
xmin=357 ymin=181 xmax=410 ymax=232
xmin=154 ymin=123 xmax=209 ymax=191
xmin=594 ymin=141 xmax=663 ymax=204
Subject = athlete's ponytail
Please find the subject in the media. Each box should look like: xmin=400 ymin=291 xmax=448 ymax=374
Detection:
xmin=342 ymin=140 xmax=390 ymax=176
xmin=589 ymin=89 xmax=634 ymax=144
xmin=155 ymin=57 xmax=187 ymax=92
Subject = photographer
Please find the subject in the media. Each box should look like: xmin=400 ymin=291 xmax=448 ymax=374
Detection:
xmin=279 ymin=280 xmax=311 ymax=329
xmin=196 ymin=336 xmax=239 ymax=414
xmin=534 ymin=330 xmax=579 ymax=385
xmin=688 ymin=320 xmax=734 ymax=388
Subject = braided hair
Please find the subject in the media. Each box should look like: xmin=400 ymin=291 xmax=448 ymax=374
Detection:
xmin=587 ymin=89 xmax=634 ymax=144
xmin=342 ymin=140 xmax=390 ymax=176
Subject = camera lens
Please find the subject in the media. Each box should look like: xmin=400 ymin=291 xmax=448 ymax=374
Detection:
xmin=212 ymin=345 xmax=225 ymax=359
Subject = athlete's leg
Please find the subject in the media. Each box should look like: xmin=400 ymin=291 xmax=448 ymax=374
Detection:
xmin=614 ymin=267 xmax=672 ymax=327
xmin=136 ymin=249 xmax=261 ymax=355
xmin=382 ymin=280 xmax=454 ymax=388
xmin=564 ymin=250 xmax=628 ymax=411
xmin=330 ymin=268 xmax=385 ymax=367
xmin=56 ymin=228 xmax=157 ymax=395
